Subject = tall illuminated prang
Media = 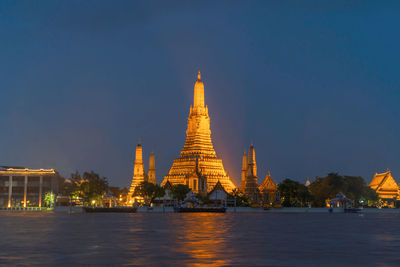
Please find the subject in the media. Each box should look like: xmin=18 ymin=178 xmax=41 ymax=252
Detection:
xmin=129 ymin=142 xmax=146 ymax=198
xmin=161 ymin=71 xmax=236 ymax=193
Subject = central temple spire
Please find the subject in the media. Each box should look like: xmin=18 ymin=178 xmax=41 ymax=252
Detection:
xmin=162 ymin=71 xmax=236 ymax=193
xmin=193 ymin=70 xmax=205 ymax=108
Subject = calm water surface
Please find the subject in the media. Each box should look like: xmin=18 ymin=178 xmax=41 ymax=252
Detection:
xmin=0 ymin=212 xmax=400 ymax=266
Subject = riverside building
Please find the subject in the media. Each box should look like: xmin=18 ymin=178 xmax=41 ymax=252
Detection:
xmin=369 ymin=170 xmax=400 ymax=206
xmin=0 ymin=167 xmax=58 ymax=208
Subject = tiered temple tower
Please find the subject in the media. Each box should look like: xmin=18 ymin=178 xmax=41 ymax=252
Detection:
xmin=244 ymin=144 xmax=260 ymax=202
xmin=148 ymin=152 xmax=156 ymax=184
xmin=161 ymin=71 xmax=236 ymax=193
xmin=240 ymin=151 xmax=247 ymax=190
xmin=129 ymin=143 xmax=146 ymax=197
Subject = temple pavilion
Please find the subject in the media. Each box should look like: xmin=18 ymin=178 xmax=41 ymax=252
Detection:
xmin=259 ymin=171 xmax=277 ymax=203
xmin=161 ymin=71 xmax=236 ymax=193
xmin=369 ymin=170 xmax=400 ymax=201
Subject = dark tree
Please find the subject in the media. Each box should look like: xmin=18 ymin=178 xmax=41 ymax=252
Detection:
xmin=78 ymin=171 xmax=109 ymax=204
xmin=133 ymin=181 xmax=165 ymax=205
xmin=58 ymin=176 xmax=78 ymax=197
xmin=196 ymin=193 xmax=212 ymax=205
xmin=309 ymin=173 xmax=379 ymax=207
xmin=171 ymin=184 xmax=191 ymax=202
xmin=227 ymin=189 xmax=249 ymax=207
xmin=278 ymin=179 xmax=312 ymax=207
xmin=109 ymin=186 xmax=123 ymax=198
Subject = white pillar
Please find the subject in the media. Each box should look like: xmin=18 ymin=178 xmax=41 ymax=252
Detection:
xmin=8 ymin=176 xmax=12 ymax=208
xmin=39 ymin=176 xmax=43 ymax=208
xmin=24 ymin=175 xmax=28 ymax=208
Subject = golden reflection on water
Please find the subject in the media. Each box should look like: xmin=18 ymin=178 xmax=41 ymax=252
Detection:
xmin=172 ymin=213 xmax=234 ymax=266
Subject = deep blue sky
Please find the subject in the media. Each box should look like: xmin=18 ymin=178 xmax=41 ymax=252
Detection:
xmin=1 ymin=1 xmax=399 ymax=187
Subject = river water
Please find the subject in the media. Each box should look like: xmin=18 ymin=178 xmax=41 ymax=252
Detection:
xmin=1 ymin=212 xmax=400 ymax=266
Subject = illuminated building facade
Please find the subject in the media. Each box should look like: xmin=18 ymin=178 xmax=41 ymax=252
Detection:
xmin=0 ymin=167 xmax=58 ymax=208
xmin=369 ymin=170 xmax=400 ymax=201
xmin=161 ymin=71 xmax=236 ymax=193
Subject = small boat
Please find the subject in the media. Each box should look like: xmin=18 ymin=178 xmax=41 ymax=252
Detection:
xmin=174 ymin=207 xmax=226 ymax=213
xmin=84 ymin=207 xmax=137 ymax=213
xmin=344 ymin=208 xmax=363 ymax=213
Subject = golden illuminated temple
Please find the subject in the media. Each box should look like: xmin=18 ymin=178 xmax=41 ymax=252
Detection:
xmin=161 ymin=71 xmax=236 ymax=193
xmin=128 ymin=142 xmax=157 ymax=202
xmin=369 ymin=170 xmax=400 ymax=200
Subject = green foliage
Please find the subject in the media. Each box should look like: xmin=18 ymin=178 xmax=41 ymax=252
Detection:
xmin=58 ymin=174 xmax=78 ymax=197
xmin=363 ymin=186 xmax=379 ymax=202
xmin=278 ymin=179 xmax=313 ymax=207
xmin=133 ymin=181 xmax=165 ymax=205
xmin=308 ymin=173 xmax=343 ymax=207
xmin=171 ymin=184 xmax=191 ymax=202
xmin=196 ymin=194 xmax=212 ymax=205
xmin=309 ymin=173 xmax=378 ymax=207
xmin=109 ymin=186 xmax=124 ymax=198
xmin=80 ymin=171 xmax=109 ymax=204
xmin=44 ymin=192 xmax=55 ymax=207
xmin=227 ymin=189 xmax=249 ymax=207
xmin=343 ymin=176 xmax=366 ymax=203
xmin=65 ymin=171 xmax=109 ymax=205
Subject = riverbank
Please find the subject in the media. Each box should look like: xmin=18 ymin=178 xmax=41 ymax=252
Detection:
xmin=136 ymin=207 xmax=400 ymax=213
xmin=2 ymin=206 xmax=400 ymax=213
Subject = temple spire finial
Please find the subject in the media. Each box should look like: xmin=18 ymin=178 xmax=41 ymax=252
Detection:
xmin=193 ymin=70 xmax=205 ymax=107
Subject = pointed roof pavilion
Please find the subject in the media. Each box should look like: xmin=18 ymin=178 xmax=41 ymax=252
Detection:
xmin=208 ymin=180 xmax=228 ymax=195
xmin=369 ymin=170 xmax=400 ymax=200
xmin=163 ymin=180 xmax=173 ymax=190
xmin=259 ymin=171 xmax=277 ymax=193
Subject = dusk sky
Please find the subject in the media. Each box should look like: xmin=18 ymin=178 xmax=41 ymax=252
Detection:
xmin=1 ymin=1 xmax=399 ymax=187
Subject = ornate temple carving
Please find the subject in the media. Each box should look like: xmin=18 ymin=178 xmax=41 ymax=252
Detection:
xmin=161 ymin=71 xmax=236 ymax=193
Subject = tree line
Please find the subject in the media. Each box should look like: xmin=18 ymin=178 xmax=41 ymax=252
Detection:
xmin=279 ymin=173 xmax=378 ymax=207
xmin=58 ymin=171 xmax=379 ymax=207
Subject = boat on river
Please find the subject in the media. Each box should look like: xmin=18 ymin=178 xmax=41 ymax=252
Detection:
xmin=344 ymin=207 xmax=363 ymax=213
xmin=174 ymin=207 xmax=226 ymax=213
xmin=84 ymin=207 xmax=137 ymax=213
